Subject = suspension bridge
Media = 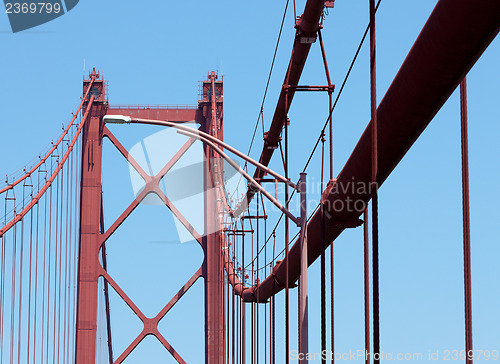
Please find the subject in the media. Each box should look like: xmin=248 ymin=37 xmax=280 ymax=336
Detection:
xmin=0 ymin=0 xmax=499 ymax=363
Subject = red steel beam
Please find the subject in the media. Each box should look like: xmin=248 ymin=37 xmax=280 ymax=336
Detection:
xmin=233 ymin=0 xmax=326 ymax=217
xmin=235 ymin=0 xmax=500 ymax=302
xmin=106 ymin=105 xmax=204 ymax=125
xmin=98 ymin=267 xmax=194 ymax=364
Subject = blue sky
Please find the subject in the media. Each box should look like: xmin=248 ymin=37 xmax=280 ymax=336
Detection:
xmin=0 ymin=0 xmax=499 ymax=363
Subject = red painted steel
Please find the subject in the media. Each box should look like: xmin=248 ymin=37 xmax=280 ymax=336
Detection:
xmin=233 ymin=0 xmax=326 ymax=217
xmin=202 ymin=72 xmax=226 ymax=364
xmin=233 ymin=0 xmax=500 ymax=302
xmin=3 ymin=1 xmax=498 ymax=360
xmin=97 ymin=266 xmax=200 ymax=363
xmin=363 ymin=208 xmax=370 ymax=364
xmin=460 ymin=78 xmax=473 ymax=364
xmin=241 ymin=241 xmax=244 ymax=364
xmin=318 ymin=28 xmax=334 ymax=364
xmin=284 ymin=94 xmax=290 ymax=364
xmin=298 ymin=173 xmax=308 ymax=363
xmin=369 ymin=0 xmax=381 ymax=361
xmin=75 ymin=69 xmax=107 ymax=364
xmin=106 ymin=105 xmax=204 ymax=125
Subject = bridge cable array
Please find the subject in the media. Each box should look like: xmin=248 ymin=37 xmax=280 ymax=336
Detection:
xmin=0 ymin=0 xmax=494 ymax=361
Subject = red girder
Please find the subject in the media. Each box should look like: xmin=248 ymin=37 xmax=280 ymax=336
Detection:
xmin=233 ymin=0 xmax=500 ymax=302
xmin=233 ymin=0 xmax=326 ymax=217
xmin=99 ymin=266 xmax=202 ymax=364
xmin=100 ymin=128 xmax=199 ymax=246
xmin=106 ymin=105 xmax=204 ymax=126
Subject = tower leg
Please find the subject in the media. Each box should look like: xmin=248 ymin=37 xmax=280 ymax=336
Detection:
xmin=75 ymin=71 xmax=107 ymax=364
xmin=203 ymin=71 xmax=225 ymax=364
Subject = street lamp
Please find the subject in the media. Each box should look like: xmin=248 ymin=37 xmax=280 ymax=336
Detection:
xmin=102 ymin=115 xmax=131 ymax=124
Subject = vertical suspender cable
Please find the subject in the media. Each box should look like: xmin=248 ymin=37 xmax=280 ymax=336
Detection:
xmin=369 ymin=0 xmax=380 ymax=362
xmin=235 ymin=234 xmax=238 ymax=364
xmin=41 ymin=181 xmax=49 ymax=364
xmin=33 ymin=165 xmax=43 ymax=364
xmin=236 ymin=232 xmax=239 ymax=364
xmin=45 ymin=164 xmax=54 ymax=364
xmin=27 ymin=178 xmax=34 ymax=364
xmin=364 ymin=208 xmax=371 ymax=364
xmin=263 ymin=194 xmax=267 ymax=364
xmin=256 ymin=197 xmax=260 ymax=364
xmin=460 ymin=78 xmax=473 ymax=364
xmin=56 ymin=151 xmax=65 ymax=363
xmin=241 ymin=276 xmax=243 ymax=363
xmin=322 ymin=27 xmax=336 ymax=363
xmin=51 ymin=166 xmax=59 ymax=361
xmin=0 ymin=186 xmax=7 ymax=361
xmin=251 ymin=231 xmax=254 ymax=364
xmin=63 ymin=146 xmax=70 ymax=363
xmin=320 ymin=132 xmax=326 ymax=364
xmin=330 ymin=188 xmax=334 ymax=364
xmin=10 ymin=218 xmax=16 ymax=364
xmin=1 ymin=198 xmax=4 ymax=362
xmin=52 ymin=160 xmax=61 ymax=363
xmin=64 ymin=142 xmax=73 ymax=364
xmin=71 ymin=131 xmax=81 ymax=362
xmin=9 ymin=189 xmax=18 ymax=364
xmin=241 ymin=230 xmax=246 ymax=364
xmin=284 ymin=96 xmax=290 ymax=364
xmin=261 ymin=193 xmax=267 ymax=364
xmin=18 ymin=180 xmax=28 ymax=364
xmin=232 ymin=236 xmax=236 ymax=364
xmin=272 ymin=232 xmax=276 ymax=364
xmin=226 ymin=267 xmax=229 ymax=364
xmin=66 ymin=133 xmax=76 ymax=363
xmin=318 ymin=30 xmax=334 ymax=359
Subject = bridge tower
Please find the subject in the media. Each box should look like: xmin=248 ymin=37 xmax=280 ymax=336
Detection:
xmin=74 ymin=69 xmax=227 ymax=363
xmin=75 ymin=68 xmax=108 ymax=363
xmin=200 ymin=71 xmax=225 ymax=363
